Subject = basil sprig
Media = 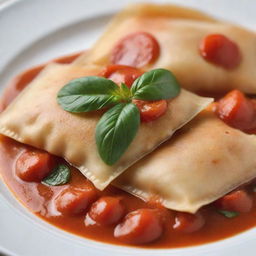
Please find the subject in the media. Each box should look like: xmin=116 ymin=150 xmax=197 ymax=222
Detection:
xmin=57 ymin=68 xmax=180 ymax=165
xmin=42 ymin=164 xmax=71 ymax=186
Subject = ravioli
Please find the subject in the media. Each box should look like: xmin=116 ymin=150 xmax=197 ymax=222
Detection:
xmin=0 ymin=63 xmax=212 ymax=190
xmin=115 ymin=111 xmax=256 ymax=213
xmin=75 ymin=3 xmax=256 ymax=94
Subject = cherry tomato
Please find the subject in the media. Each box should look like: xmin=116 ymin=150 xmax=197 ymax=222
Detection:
xmin=200 ymin=34 xmax=241 ymax=69
xmin=216 ymin=90 xmax=256 ymax=131
xmin=111 ymin=32 xmax=160 ymax=68
xmin=173 ymin=212 xmax=205 ymax=233
xmin=215 ymin=190 xmax=253 ymax=213
xmin=114 ymin=209 xmax=164 ymax=244
xmin=87 ymin=196 xmax=126 ymax=226
xmin=133 ymin=99 xmax=168 ymax=122
xmin=15 ymin=149 xmax=55 ymax=182
xmin=99 ymin=64 xmax=143 ymax=87
xmin=55 ymin=186 xmax=98 ymax=216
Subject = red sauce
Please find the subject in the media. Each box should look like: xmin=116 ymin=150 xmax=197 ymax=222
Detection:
xmin=1 ymin=53 xmax=256 ymax=248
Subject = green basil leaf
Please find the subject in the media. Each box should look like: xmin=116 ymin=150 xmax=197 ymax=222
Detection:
xmin=96 ymin=102 xmax=140 ymax=165
xmin=57 ymin=76 xmax=121 ymax=112
xmin=42 ymin=164 xmax=71 ymax=186
xmin=120 ymin=83 xmax=132 ymax=100
xmin=131 ymin=68 xmax=181 ymax=101
xmin=217 ymin=210 xmax=239 ymax=218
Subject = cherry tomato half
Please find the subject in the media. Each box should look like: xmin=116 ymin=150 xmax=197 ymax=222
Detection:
xmin=216 ymin=90 xmax=256 ymax=131
xmin=215 ymin=190 xmax=253 ymax=213
xmin=114 ymin=208 xmax=164 ymax=244
xmin=99 ymin=64 xmax=143 ymax=87
xmin=111 ymin=32 xmax=160 ymax=68
xmin=16 ymin=149 xmax=55 ymax=182
xmin=173 ymin=212 xmax=205 ymax=233
xmin=200 ymin=34 xmax=241 ymax=69
xmin=87 ymin=196 xmax=126 ymax=226
xmin=133 ymin=99 xmax=168 ymax=122
xmin=55 ymin=186 xmax=98 ymax=216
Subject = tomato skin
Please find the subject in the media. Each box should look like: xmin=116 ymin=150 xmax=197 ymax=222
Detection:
xmin=114 ymin=208 xmax=164 ymax=244
xmin=133 ymin=99 xmax=168 ymax=122
xmin=173 ymin=212 xmax=205 ymax=233
xmin=216 ymin=90 xmax=256 ymax=131
xmin=55 ymin=186 xmax=98 ymax=216
xmin=87 ymin=196 xmax=126 ymax=226
xmin=215 ymin=190 xmax=253 ymax=213
xmin=200 ymin=34 xmax=241 ymax=69
xmin=15 ymin=150 xmax=55 ymax=182
xmin=111 ymin=32 xmax=160 ymax=68
xmin=99 ymin=65 xmax=143 ymax=87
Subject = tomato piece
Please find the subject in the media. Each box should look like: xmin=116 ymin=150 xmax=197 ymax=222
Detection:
xmin=173 ymin=212 xmax=205 ymax=233
xmin=133 ymin=99 xmax=168 ymax=122
xmin=87 ymin=196 xmax=126 ymax=226
xmin=215 ymin=190 xmax=253 ymax=213
xmin=99 ymin=65 xmax=143 ymax=87
xmin=15 ymin=149 xmax=55 ymax=182
xmin=111 ymin=32 xmax=160 ymax=68
xmin=114 ymin=209 xmax=164 ymax=244
xmin=55 ymin=186 xmax=98 ymax=216
xmin=200 ymin=34 xmax=241 ymax=69
xmin=216 ymin=90 xmax=256 ymax=131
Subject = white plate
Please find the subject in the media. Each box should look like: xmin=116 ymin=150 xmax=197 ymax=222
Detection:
xmin=0 ymin=0 xmax=256 ymax=255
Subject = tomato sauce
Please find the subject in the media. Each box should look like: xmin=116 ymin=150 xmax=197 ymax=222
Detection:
xmin=1 ymin=53 xmax=256 ymax=248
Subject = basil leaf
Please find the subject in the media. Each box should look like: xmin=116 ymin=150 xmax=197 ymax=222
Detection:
xmin=42 ymin=164 xmax=71 ymax=186
xmin=96 ymin=102 xmax=140 ymax=165
xmin=217 ymin=210 xmax=239 ymax=218
xmin=131 ymin=68 xmax=180 ymax=101
xmin=57 ymin=76 xmax=120 ymax=112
